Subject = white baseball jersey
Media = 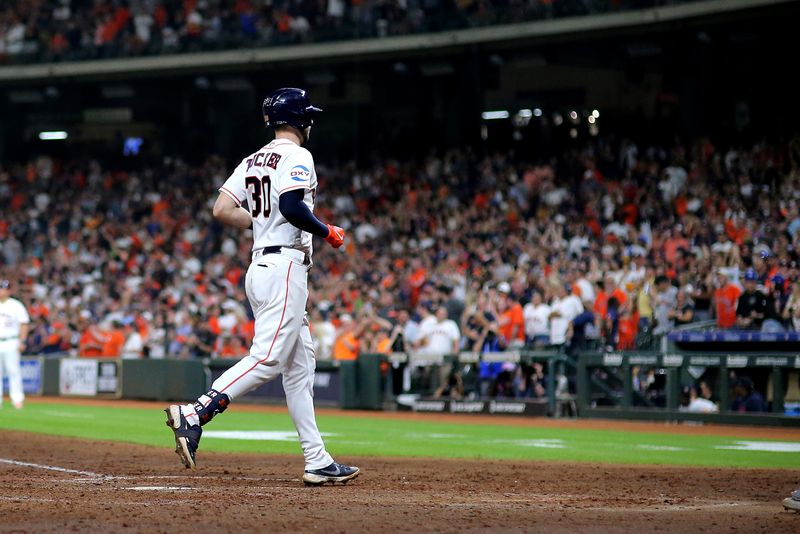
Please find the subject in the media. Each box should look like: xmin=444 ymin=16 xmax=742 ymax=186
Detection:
xmin=218 ymin=139 xmax=318 ymax=255
xmin=0 ymin=298 xmax=29 ymax=339
xmin=419 ymin=319 xmax=460 ymax=355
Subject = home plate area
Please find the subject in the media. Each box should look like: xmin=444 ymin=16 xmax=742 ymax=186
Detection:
xmin=0 ymin=430 xmax=797 ymax=533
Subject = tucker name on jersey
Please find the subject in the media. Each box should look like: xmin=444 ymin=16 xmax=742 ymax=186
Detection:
xmin=219 ymin=139 xmax=318 ymax=255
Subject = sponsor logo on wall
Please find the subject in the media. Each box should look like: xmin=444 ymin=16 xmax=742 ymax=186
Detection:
xmin=60 ymin=359 xmax=99 ymax=396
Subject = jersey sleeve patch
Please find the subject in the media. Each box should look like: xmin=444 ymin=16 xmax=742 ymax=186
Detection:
xmin=289 ymin=165 xmax=311 ymax=182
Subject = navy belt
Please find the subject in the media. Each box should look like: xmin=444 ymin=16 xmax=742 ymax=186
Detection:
xmin=259 ymin=246 xmax=310 ymax=266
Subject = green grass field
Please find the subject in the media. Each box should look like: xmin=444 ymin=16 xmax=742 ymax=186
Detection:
xmin=1 ymin=401 xmax=799 ymax=469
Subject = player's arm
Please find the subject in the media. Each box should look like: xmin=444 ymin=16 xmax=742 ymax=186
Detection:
xmin=212 ymin=192 xmax=252 ymax=230
xmin=278 ymin=189 xmax=344 ymax=248
xmin=18 ymin=323 xmax=28 ymax=352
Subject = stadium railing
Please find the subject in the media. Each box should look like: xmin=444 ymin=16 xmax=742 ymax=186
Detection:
xmin=25 ymin=339 xmax=799 ymax=426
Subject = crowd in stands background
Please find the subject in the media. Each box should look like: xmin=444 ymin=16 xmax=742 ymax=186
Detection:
xmin=1 ymin=133 xmax=800 ymax=405
xmin=1 ymin=0 xmax=704 ymax=64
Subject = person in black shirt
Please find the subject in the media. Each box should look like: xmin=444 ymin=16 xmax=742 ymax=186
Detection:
xmin=761 ymin=274 xmax=788 ymax=332
xmin=730 ymin=376 xmax=768 ymax=412
xmin=735 ymin=269 xmax=766 ymax=330
xmin=669 ymin=289 xmax=695 ymax=327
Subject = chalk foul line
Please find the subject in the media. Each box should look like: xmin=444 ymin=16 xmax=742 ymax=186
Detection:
xmin=0 ymin=458 xmax=103 ymax=478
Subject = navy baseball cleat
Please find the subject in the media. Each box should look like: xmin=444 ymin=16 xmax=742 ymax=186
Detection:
xmin=302 ymin=462 xmax=360 ymax=485
xmin=783 ymin=488 xmax=800 ymax=512
xmin=165 ymin=405 xmax=202 ymax=470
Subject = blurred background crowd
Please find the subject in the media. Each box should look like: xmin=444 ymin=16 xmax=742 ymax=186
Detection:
xmin=0 ymin=0 xmax=695 ymax=64
xmin=2 ymin=132 xmax=800 ymax=369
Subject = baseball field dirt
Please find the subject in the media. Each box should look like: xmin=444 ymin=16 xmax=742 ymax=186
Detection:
xmin=1 ymin=427 xmax=798 ymax=533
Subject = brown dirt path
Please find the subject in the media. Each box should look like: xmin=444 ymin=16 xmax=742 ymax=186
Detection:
xmin=1 ymin=429 xmax=799 ymax=533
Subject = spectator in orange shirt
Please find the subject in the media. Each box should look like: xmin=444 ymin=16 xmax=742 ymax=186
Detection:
xmin=333 ymin=314 xmax=368 ymax=361
xmin=617 ymin=306 xmax=638 ymax=350
xmin=496 ymin=282 xmax=525 ymax=348
xmin=218 ymin=334 xmax=246 ymax=359
xmin=713 ymin=270 xmax=741 ymax=329
xmin=79 ymin=319 xmax=106 ymax=357
xmin=101 ymin=321 xmax=126 ymax=357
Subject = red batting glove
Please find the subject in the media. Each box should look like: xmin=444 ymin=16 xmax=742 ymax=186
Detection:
xmin=325 ymin=224 xmax=345 ymax=248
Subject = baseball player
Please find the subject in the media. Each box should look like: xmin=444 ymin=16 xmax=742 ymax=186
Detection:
xmin=0 ymin=279 xmax=30 ymax=409
xmin=165 ymin=88 xmax=359 ymax=485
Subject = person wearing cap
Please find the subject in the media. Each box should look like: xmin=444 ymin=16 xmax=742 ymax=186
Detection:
xmin=735 ymin=268 xmax=767 ymax=330
xmin=0 ymin=279 xmax=30 ymax=409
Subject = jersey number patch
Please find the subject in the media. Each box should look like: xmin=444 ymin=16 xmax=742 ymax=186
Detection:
xmin=245 ymin=176 xmax=272 ymax=218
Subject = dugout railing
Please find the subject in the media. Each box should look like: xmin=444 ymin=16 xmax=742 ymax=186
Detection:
xmin=364 ymin=346 xmax=799 ymax=425
xmin=574 ymin=351 xmax=799 ymax=426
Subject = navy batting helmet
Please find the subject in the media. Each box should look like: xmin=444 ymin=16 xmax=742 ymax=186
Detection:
xmin=262 ymin=88 xmax=322 ymax=135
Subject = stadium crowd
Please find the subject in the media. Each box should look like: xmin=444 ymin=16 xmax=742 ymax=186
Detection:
xmin=0 ymin=0 xmax=699 ymax=63
xmin=1 ymin=133 xmax=800 ymax=405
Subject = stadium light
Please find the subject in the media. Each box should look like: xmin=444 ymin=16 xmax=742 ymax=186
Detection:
xmin=588 ymin=116 xmax=596 ymax=124
xmin=481 ymin=110 xmax=510 ymax=120
xmin=517 ymin=109 xmax=533 ymax=119
xmin=592 ymin=109 xmax=600 ymax=118
xmin=533 ymin=108 xmax=543 ymax=117
xmin=38 ymin=131 xmax=68 ymax=140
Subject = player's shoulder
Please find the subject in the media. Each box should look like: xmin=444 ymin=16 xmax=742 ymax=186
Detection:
xmin=282 ymin=144 xmax=313 ymax=164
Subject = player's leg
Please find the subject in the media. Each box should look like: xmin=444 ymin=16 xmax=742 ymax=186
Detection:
xmin=284 ymin=316 xmax=360 ymax=484
xmin=283 ymin=317 xmax=334 ymax=470
xmin=181 ymin=255 xmax=304 ymax=425
xmin=166 ymin=255 xmax=305 ymax=468
xmin=5 ymin=348 xmax=23 ymax=409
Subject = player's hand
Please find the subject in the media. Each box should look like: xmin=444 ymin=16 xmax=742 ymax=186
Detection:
xmin=325 ymin=224 xmax=345 ymax=248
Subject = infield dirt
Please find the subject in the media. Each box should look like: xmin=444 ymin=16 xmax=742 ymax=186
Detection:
xmin=1 ymin=424 xmax=798 ymax=533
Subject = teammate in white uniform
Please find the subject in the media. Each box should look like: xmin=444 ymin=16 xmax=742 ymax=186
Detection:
xmin=0 ymin=279 xmax=30 ymax=409
xmin=166 ymin=88 xmax=359 ymax=485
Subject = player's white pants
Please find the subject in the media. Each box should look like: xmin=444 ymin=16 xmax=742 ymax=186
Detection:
xmin=0 ymin=340 xmax=24 ymax=407
xmin=183 ymin=249 xmax=333 ymax=470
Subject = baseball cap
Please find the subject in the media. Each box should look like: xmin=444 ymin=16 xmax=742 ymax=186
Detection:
xmin=497 ymin=282 xmax=511 ymax=294
xmin=0 ymin=279 xmax=8 ymax=288
xmin=744 ymin=268 xmax=758 ymax=281
xmin=772 ymin=274 xmax=786 ymax=286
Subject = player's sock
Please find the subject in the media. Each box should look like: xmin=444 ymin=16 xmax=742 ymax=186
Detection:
xmin=189 ymin=389 xmax=230 ymax=426
xmin=181 ymin=404 xmax=201 ymax=427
